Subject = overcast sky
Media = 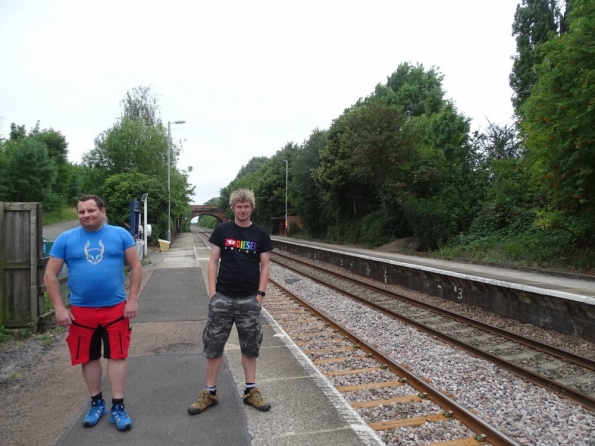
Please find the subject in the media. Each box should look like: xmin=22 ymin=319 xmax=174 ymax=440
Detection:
xmin=1 ymin=0 xmax=520 ymax=205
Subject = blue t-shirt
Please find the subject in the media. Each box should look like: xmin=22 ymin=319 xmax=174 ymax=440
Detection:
xmin=49 ymin=225 xmax=136 ymax=307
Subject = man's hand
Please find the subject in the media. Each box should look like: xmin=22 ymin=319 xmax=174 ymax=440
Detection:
xmin=124 ymin=300 xmax=138 ymax=319
xmin=54 ymin=306 xmax=74 ymax=327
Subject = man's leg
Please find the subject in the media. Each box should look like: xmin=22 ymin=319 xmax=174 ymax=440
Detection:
xmin=82 ymin=359 xmax=103 ymax=395
xmin=106 ymin=359 xmax=133 ymax=431
xmin=206 ymin=356 xmax=223 ymax=387
xmin=102 ymin=303 xmax=133 ymax=431
xmin=107 ymin=359 xmax=127 ymax=399
xmin=70 ymin=306 xmax=107 ymax=427
xmin=81 ymin=359 xmax=107 ymax=427
xmin=188 ymin=355 xmax=223 ymax=415
xmin=241 ymin=355 xmax=257 ymax=383
xmin=236 ymin=296 xmax=270 ymax=411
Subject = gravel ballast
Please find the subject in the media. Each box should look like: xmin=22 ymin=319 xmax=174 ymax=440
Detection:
xmin=270 ymin=263 xmax=595 ymax=446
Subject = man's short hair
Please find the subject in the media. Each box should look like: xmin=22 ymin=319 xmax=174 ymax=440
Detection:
xmin=79 ymin=194 xmax=105 ymax=210
xmin=229 ymin=189 xmax=255 ymax=209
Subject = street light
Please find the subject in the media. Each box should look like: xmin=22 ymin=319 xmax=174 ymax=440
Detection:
xmin=283 ymin=159 xmax=288 ymax=236
xmin=167 ymin=120 xmax=185 ymax=242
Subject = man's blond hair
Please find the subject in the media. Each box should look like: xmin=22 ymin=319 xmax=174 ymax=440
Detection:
xmin=229 ymin=188 xmax=256 ymax=209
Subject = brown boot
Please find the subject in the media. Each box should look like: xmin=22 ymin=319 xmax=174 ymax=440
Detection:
xmin=188 ymin=390 xmax=219 ymax=415
xmin=242 ymin=388 xmax=271 ymax=411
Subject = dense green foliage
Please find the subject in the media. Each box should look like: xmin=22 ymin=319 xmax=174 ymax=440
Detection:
xmin=521 ymin=0 xmax=595 ymax=246
xmin=0 ymin=122 xmax=77 ymax=213
xmin=509 ymin=0 xmax=565 ymax=114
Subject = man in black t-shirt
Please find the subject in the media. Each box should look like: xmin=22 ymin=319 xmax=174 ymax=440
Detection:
xmin=188 ymin=188 xmax=273 ymax=415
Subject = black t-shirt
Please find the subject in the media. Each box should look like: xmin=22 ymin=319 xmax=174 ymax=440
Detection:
xmin=209 ymin=221 xmax=273 ymax=297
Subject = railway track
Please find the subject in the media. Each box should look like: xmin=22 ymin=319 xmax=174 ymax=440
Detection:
xmin=265 ymin=279 xmax=519 ymax=445
xmin=270 ymin=250 xmax=595 ymax=413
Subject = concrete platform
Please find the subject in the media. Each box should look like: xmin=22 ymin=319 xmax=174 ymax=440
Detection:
xmin=56 ymin=232 xmax=383 ymax=446
xmin=272 ymin=237 xmax=595 ymax=303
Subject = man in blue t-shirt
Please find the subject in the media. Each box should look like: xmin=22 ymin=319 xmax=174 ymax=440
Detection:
xmin=188 ymin=188 xmax=273 ymax=415
xmin=44 ymin=195 xmax=142 ymax=432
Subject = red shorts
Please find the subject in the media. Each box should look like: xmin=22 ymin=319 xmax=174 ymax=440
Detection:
xmin=66 ymin=302 xmax=131 ymax=365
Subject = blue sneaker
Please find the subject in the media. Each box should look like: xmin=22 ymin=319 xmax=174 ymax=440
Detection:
xmin=109 ymin=403 xmax=133 ymax=431
xmin=82 ymin=399 xmax=106 ymax=427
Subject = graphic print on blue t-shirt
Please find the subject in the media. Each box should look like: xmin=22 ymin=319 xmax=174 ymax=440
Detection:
xmin=84 ymin=240 xmax=105 ymax=265
xmin=224 ymin=238 xmax=258 ymax=253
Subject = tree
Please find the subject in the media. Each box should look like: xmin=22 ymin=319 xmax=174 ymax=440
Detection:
xmin=315 ymin=102 xmax=417 ymax=223
xmin=80 ymin=85 xmax=194 ymax=238
xmin=368 ymin=62 xmax=445 ymax=117
xmin=84 ymin=118 xmax=168 ymax=178
xmin=2 ymin=137 xmax=56 ymax=203
xmin=509 ymin=0 xmax=566 ymax=114
xmin=401 ymin=103 xmax=475 ymax=246
xmin=9 ymin=123 xmax=27 ymax=140
xmin=0 ymin=140 xmax=9 ymax=201
xmin=253 ymin=144 xmax=298 ymax=232
xmin=29 ymin=122 xmax=69 ymax=162
xmin=120 ymin=84 xmax=161 ymax=127
xmin=236 ymin=156 xmax=268 ymax=178
xmin=521 ymin=0 xmax=595 ymax=241
xmin=473 ymin=120 xmax=523 ymax=161
xmin=293 ymin=129 xmax=327 ymax=237
xmin=29 ymin=122 xmax=71 ymax=208
xmin=101 ymin=172 xmax=167 ymax=240
xmin=0 ymin=122 xmax=71 ymax=209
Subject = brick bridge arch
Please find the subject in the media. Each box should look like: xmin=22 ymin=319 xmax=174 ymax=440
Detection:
xmin=190 ymin=205 xmax=229 ymax=222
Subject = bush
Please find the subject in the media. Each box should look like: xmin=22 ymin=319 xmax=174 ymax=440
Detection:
xmin=403 ymin=199 xmax=450 ymax=250
xmin=357 ymin=210 xmax=392 ymax=247
xmin=288 ymin=221 xmax=303 ymax=237
xmin=435 ymin=227 xmax=595 ymax=272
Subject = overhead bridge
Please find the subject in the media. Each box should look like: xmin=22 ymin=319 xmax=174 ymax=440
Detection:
xmin=189 ymin=205 xmax=229 ymax=222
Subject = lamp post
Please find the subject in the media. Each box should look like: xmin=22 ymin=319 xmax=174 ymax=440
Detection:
xmin=283 ymin=159 xmax=288 ymax=236
xmin=140 ymin=193 xmax=148 ymax=257
xmin=167 ymin=120 xmax=185 ymax=242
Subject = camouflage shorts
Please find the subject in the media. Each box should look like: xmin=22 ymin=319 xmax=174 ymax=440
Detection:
xmin=203 ymin=292 xmax=263 ymax=359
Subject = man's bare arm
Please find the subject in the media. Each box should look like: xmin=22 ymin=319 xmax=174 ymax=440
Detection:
xmin=124 ymin=245 xmax=142 ymax=319
xmin=44 ymin=257 xmax=72 ymax=326
xmin=207 ymin=244 xmax=221 ymax=298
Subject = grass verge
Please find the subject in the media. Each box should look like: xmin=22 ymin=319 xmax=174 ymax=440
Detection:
xmin=43 ymin=207 xmax=78 ymax=225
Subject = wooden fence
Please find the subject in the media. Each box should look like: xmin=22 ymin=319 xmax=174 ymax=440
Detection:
xmin=0 ymin=202 xmax=53 ymax=333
